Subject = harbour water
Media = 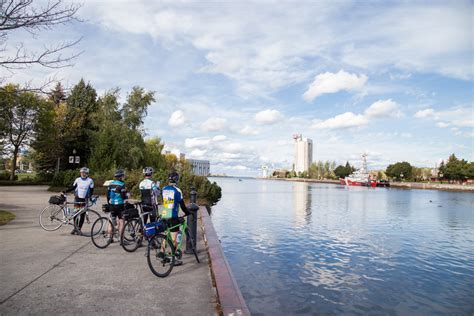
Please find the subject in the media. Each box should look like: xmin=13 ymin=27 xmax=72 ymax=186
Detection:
xmin=209 ymin=177 xmax=474 ymax=315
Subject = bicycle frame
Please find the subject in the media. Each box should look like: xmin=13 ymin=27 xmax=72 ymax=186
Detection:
xmin=163 ymin=218 xmax=188 ymax=256
xmin=60 ymin=196 xmax=99 ymax=225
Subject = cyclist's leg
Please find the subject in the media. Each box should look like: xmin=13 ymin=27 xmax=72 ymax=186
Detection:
xmin=73 ymin=197 xmax=86 ymax=234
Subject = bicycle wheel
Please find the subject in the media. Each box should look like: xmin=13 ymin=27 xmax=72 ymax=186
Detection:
xmin=121 ymin=218 xmax=143 ymax=253
xmin=185 ymin=228 xmax=200 ymax=263
xmin=39 ymin=205 xmax=64 ymax=231
xmin=91 ymin=217 xmax=114 ymax=249
xmin=147 ymin=233 xmax=175 ymax=278
xmin=74 ymin=209 xmax=101 ymax=237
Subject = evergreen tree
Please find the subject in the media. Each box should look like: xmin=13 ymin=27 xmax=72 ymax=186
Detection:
xmin=65 ymin=79 xmax=98 ymax=166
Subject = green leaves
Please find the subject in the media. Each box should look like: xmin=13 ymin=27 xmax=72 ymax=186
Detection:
xmin=386 ymin=162 xmax=413 ymax=181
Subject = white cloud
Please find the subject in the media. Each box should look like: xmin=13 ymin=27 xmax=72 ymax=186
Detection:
xmin=311 ymin=112 xmax=369 ymax=130
xmin=239 ymin=125 xmax=259 ymax=135
xmin=168 ymin=110 xmax=186 ymax=127
xmin=233 ymin=165 xmax=249 ymax=171
xmin=212 ymin=135 xmax=227 ymax=142
xmin=184 ymin=138 xmax=211 ymax=148
xmin=453 ymin=118 xmax=474 ymax=127
xmin=436 ymin=122 xmax=450 ymax=128
xmin=414 ymin=108 xmax=435 ymax=118
xmin=255 ymin=109 xmax=283 ymax=125
xmin=189 ymin=149 xmax=207 ymax=158
xmin=414 ymin=107 xmax=473 ymax=128
xmin=219 ymin=142 xmax=246 ymax=154
xmin=312 ymin=99 xmax=402 ymax=130
xmin=303 ymin=70 xmax=368 ymax=102
xmin=201 ymin=117 xmax=227 ymax=132
xmin=364 ymin=99 xmax=402 ymax=118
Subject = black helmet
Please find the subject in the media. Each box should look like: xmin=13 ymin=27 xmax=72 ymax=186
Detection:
xmin=114 ymin=169 xmax=125 ymax=178
xmin=143 ymin=167 xmax=153 ymax=176
xmin=168 ymin=171 xmax=179 ymax=183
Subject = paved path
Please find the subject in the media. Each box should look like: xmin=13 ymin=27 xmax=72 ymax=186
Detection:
xmin=0 ymin=186 xmax=217 ymax=315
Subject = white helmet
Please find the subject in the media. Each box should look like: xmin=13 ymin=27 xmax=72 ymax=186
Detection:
xmin=80 ymin=167 xmax=89 ymax=175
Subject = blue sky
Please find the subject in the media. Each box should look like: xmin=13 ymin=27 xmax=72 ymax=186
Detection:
xmin=5 ymin=0 xmax=473 ymax=176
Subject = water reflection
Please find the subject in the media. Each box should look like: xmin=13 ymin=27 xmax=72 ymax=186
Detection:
xmin=292 ymin=182 xmax=312 ymax=226
xmin=210 ymin=178 xmax=474 ymax=315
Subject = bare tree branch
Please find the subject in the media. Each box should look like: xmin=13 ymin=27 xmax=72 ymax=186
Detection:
xmin=0 ymin=0 xmax=82 ymax=85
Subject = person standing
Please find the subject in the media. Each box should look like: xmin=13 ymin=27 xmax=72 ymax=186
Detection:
xmin=161 ymin=171 xmax=190 ymax=266
xmin=139 ymin=167 xmax=160 ymax=224
xmin=64 ymin=167 xmax=94 ymax=235
xmin=107 ymin=169 xmax=128 ymax=241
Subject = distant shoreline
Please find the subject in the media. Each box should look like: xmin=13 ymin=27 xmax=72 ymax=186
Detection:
xmin=210 ymin=176 xmax=474 ymax=193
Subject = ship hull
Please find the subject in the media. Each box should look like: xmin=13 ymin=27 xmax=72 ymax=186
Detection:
xmin=340 ymin=178 xmax=377 ymax=187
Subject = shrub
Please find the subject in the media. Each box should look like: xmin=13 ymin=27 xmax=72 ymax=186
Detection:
xmin=0 ymin=172 xmax=17 ymax=181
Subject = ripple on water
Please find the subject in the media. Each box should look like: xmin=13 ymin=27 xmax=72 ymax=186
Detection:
xmin=211 ymin=178 xmax=474 ymax=315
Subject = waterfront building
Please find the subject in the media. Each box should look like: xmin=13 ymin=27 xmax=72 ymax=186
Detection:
xmin=188 ymin=159 xmax=210 ymax=176
xmin=293 ymin=134 xmax=313 ymax=173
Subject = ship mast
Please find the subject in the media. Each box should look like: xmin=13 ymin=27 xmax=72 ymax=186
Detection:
xmin=361 ymin=153 xmax=368 ymax=173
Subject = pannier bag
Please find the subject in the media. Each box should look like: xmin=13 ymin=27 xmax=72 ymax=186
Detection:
xmin=123 ymin=207 xmax=139 ymax=220
xmin=49 ymin=195 xmax=65 ymax=205
xmin=102 ymin=204 xmax=111 ymax=213
xmin=144 ymin=220 xmax=165 ymax=238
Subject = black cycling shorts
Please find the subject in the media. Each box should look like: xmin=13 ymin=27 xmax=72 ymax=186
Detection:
xmin=110 ymin=204 xmax=125 ymax=219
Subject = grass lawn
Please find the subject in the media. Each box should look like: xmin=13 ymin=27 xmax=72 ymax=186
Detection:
xmin=0 ymin=210 xmax=15 ymax=226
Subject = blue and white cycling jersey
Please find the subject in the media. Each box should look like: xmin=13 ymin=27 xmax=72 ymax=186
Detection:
xmin=161 ymin=185 xmax=183 ymax=219
xmin=107 ymin=180 xmax=127 ymax=205
xmin=73 ymin=177 xmax=94 ymax=199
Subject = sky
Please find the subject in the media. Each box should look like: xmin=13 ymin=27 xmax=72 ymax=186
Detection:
xmin=4 ymin=0 xmax=473 ymax=176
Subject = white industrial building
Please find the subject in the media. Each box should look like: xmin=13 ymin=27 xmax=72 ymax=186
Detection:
xmin=293 ymin=134 xmax=313 ymax=173
xmin=188 ymin=159 xmax=210 ymax=176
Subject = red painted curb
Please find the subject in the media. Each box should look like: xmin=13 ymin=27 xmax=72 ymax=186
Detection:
xmin=200 ymin=206 xmax=251 ymax=316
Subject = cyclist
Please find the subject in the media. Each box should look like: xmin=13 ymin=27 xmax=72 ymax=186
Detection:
xmin=161 ymin=171 xmax=190 ymax=266
xmin=107 ymin=169 xmax=128 ymax=242
xmin=63 ymin=167 xmax=94 ymax=235
xmin=139 ymin=167 xmax=160 ymax=224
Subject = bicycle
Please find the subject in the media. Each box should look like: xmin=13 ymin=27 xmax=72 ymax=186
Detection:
xmin=120 ymin=202 xmax=156 ymax=253
xmin=91 ymin=203 xmax=139 ymax=249
xmin=90 ymin=205 xmax=118 ymax=249
xmin=147 ymin=213 xmax=200 ymax=278
xmin=39 ymin=194 xmax=101 ymax=236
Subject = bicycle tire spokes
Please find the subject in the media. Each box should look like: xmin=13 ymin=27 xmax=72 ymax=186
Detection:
xmin=147 ymin=234 xmax=175 ymax=278
xmin=39 ymin=205 xmax=64 ymax=231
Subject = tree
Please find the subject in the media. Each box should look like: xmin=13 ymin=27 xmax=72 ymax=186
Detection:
xmin=463 ymin=162 xmax=474 ymax=180
xmin=0 ymin=0 xmax=81 ymax=90
xmin=65 ymin=79 xmax=97 ymax=166
xmin=143 ymin=137 xmax=166 ymax=170
xmin=49 ymin=82 xmax=66 ymax=105
xmin=0 ymin=84 xmax=42 ymax=179
xmin=442 ymin=154 xmax=468 ymax=182
xmin=386 ymin=161 xmax=413 ymax=181
xmin=334 ymin=165 xmax=348 ymax=178
xmin=122 ymin=86 xmax=155 ymax=131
